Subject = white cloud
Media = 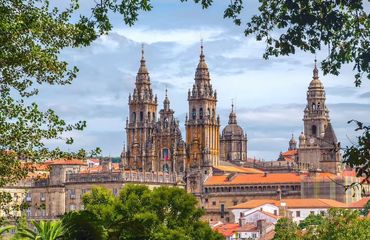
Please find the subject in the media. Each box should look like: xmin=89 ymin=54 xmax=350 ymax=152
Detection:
xmin=114 ymin=27 xmax=225 ymax=45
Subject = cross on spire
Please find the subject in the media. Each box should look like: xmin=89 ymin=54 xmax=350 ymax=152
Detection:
xmin=313 ymin=57 xmax=319 ymax=79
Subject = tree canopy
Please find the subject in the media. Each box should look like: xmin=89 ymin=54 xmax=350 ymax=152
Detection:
xmin=274 ymin=209 xmax=370 ymax=240
xmin=62 ymin=185 xmax=223 ymax=240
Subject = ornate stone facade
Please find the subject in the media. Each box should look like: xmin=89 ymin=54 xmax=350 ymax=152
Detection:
xmin=220 ymin=104 xmax=248 ymax=165
xmin=124 ymin=47 xmax=158 ymax=171
xmin=122 ymin=47 xmax=186 ymax=173
xmin=298 ymin=61 xmax=341 ymax=173
xmin=185 ymin=44 xmax=221 ymax=193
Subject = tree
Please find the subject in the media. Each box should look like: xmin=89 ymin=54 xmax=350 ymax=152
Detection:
xmin=65 ymin=184 xmax=223 ymax=240
xmin=304 ymin=208 xmax=370 ymax=240
xmin=298 ymin=213 xmax=324 ymax=229
xmin=360 ymin=199 xmax=370 ymax=216
xmin=16 ymin=220 xmax=64 ymax=240
xmin=62 ymin=211 xmax=107 ymax=240
xmin=273 ymin=218 xmax=301 ymax=240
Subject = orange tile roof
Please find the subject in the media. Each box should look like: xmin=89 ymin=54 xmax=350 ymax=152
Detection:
xmin=213 ymin=223 xmax=239 ymax=237
xmin=260 ymin=230 xmax=275 ymax=240
xmin=230 ymin=198 xmax=347 ymax=209
xmin=204 ymin=173 xmax=303 ymax=186
xmin=349 ymin=198 xmax=370 ymax=209
xmin=236 ymin=223 xmax=257 ymax=232
xmin=213 ymin=165 xmax=264 ymax=174
xmin=45 ymin=159 xmax=86 ymax=166
xmin=282 ymin=150 xmax=297 ymax=157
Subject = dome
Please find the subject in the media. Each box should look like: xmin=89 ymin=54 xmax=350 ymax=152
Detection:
xmin=222 ymin=104 xmax=244 ymax=136
xmin=222 ymin=124 xmax=244 ymax=136
xmin=309 ymin=78 xmax=324 ymax=89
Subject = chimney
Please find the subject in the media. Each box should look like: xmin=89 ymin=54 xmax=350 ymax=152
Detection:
xmin=257 ymin=219 xmax=267 ymax=235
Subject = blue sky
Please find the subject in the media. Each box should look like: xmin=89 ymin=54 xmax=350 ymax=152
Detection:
xmin=39 ymin=0 xmax=370 ymax=160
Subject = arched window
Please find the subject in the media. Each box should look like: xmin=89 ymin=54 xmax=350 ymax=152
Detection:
xmin=192 ymin=108 xmax=196 ymax=120
xmin=132 ymin=112 xmax=136 ymax=122
xmin=312 ymin=125 xmax=317 ymax=136
xmin=317 ymin=102 xmax=320 ymax=109
xmin=207 ymin=108 xmax=211 ymax=117
xmin=140 ymin=111 xmax=143 ymax=122
xmin=152 ymin=112 xmax=155 ymax=121
xmin=212 ymin=109 xmax=215 ymax=118
xmin=312 ymin=103 xmax=316 ymax=110
xmin=199 ymin=108 xmax=203 ymax=119
xmin=148 ymin=112 xmax=151 ymax=121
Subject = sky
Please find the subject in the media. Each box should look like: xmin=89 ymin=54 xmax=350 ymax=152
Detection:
xmin=38 ymin=0 xmax=370 ymax=160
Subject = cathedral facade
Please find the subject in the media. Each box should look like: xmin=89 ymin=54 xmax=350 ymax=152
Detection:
xmin=121 ymin=44 xmax=341 ymax=178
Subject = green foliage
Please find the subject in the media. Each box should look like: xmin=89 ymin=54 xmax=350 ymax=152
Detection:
xmin=62 ymin=211 xmax=107 ymax=240
xmin=298 ymin=213 xmax=324 ymax=229
xmin=16 ymin=220 xmax=64 ymax=240
xmin=64 ymin=184 xmax=223 ymax=240
xmin=274 ymin=209 xmax=370 ymax=240
xmin=343 ymin=120 xmax=370 ymax=183
xmin=273 ymin=218 xmax=300 ymax=240
xmin=305 ymin=208 xmax=370 ymax=240
xmin=360 ymin=200 xmax=370 ymax=216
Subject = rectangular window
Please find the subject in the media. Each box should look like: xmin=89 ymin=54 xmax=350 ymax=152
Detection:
xmin=40 ymin=193 xmax=45 ymax=201
xmin=252 ymin=233 xmax=257 ymax=238
xmin=69 ymin=189 xmax=76 ymax=199
xmin=233 ymin=200 xmax=238 ymax=206
xmin=274 ymin=210 xmax=278 ymax=215
xmin=220 ymin=204 xmax=225 ymax=218
xmin=212 ymin=201 xmax=216 ymax=206
xmin=204 ymin=198 xmax=208 ymax=203
xmin=296 ymin=211 xmax=301 ymax=217
xmin=310 ymin=211 xmax=315 ymax=214
xmin=320 ymin=211 xmax=325 ymax=216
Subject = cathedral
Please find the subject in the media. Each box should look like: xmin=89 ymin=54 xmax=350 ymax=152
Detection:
xmin=121 ymin=43 xmax=341 ymax=178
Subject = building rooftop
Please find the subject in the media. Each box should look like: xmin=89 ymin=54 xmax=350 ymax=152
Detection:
xmin=45 ymin=159 xmax=86 ymax=166
xmin=348 ymin=197 xmax=370 ymax=209
xmin=230 ymin=198 xmax=347 ymax=209
xmin=204 ymin=172 xmax=303 ymax=186
xmin=213 ymin=223 xmax=240 ymax=237
xmin=213 ymin=165 xmax=263 ymax=174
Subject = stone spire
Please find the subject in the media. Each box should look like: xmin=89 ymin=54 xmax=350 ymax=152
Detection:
xmin=195 ymin=40 xmax=210 ymax=83
xmin=304 ymin=59 xmax=329 ymax=138
xmin=289 ymin=134 xmax=297 ymax=150
xmin=228 ymin=101 xmax=237 ymax=124
xmin=313 ymin=58 xmax=319 ymax=79
xmin=163 ymin=87 xmax=170 ymax=111
xmin=136 ymin=43 xmax=150 ymax=84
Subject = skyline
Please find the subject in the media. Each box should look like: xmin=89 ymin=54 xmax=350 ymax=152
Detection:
xmin=39 ymin=0 xmax=370 ymax=160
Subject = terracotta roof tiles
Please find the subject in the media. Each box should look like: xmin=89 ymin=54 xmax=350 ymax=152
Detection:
xmin=230 ymin=198 xmax=347 ymax=209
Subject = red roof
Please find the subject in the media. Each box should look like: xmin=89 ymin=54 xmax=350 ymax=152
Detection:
xmin=349 ymin=198 xmax=370 ymax=209
xmin=230 ymin=198 xmax=347 ymax=209
xmin=45 ymin=159 xmax=86 ymax=166
xmin=282 ymin=150 xmax=297 ymax=157
xmin=205 ymin=173 xmax=303 ymax=185
xmin=213 ymin=223 xmax=239 ymax=237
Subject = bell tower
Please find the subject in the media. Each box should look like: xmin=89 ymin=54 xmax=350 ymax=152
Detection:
xmin=125 ymin=45 xmax=157 ymax=170
xmin=298 ymin=60 xmax=341 ymax=173
xmin=185 ymin=42 xmax=220 ymax=193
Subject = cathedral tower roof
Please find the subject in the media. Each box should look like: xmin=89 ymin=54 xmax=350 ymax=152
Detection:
xmin=194 ymin=41 xmax=210 ymax=83
xmin=228 ymin=102 xmax=237 ymax=124
xmin=163 ymin=88 xmax=170 ymax=111
xmin=136 ymin=44 xmax=150 ymax=85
